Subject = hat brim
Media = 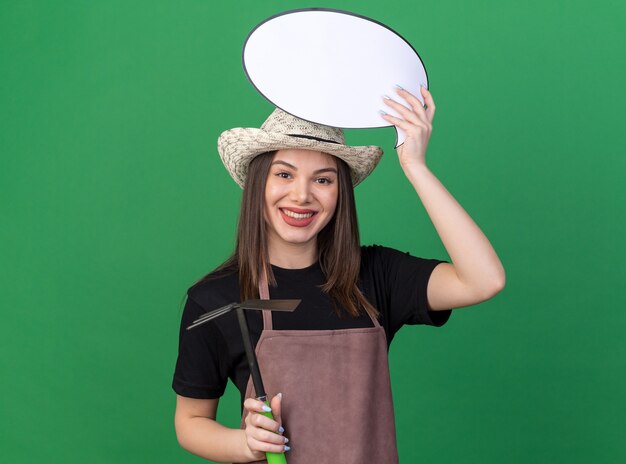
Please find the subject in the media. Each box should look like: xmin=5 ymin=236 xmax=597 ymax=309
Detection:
xmin=218 ymin=128 xmax=383 ymax=188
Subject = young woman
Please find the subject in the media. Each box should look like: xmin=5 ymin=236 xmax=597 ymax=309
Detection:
xmin=173 ymin=86 xmax=505 ymax=463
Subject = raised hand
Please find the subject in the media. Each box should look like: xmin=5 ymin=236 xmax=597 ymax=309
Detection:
xmin=380 ymin=86 xmax=436 ymax=175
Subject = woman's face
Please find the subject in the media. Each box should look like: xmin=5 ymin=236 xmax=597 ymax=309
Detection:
xmin=264 ymin=149 xmax=339 ymax=253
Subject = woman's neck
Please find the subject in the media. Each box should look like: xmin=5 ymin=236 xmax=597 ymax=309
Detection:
xmin=268 ymin=241 xmax=318 ymax=269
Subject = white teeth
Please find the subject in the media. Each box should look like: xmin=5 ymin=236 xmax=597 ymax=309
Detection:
xmin=283 ymin=209 xmax=314 ymax=219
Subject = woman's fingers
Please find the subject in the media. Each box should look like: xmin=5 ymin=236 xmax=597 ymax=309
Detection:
xmin=270 ymin=392 xmax=283 ymax=425
xmin=380 ymin=110 xmax=431 ymax=136
xmin=381 ymin=87 xmax=435 ymax=135
xmin=246 ymin=423 xmax=289 ymax=445
xmin=421 ymin=87 xmax=436 ymax=121
xmin=243 ymin=394 xmax=290 ymax=454
xmin=247 ymin=437 xmax=290 ymax=454
xmin=382 ymin=96 xmax=421 ymax=125
xmin=244 ymin=415 xmax=290 ymax=453
xmin=246 ymin=411 xmax=278 ymax=430
xmin=395 ymin=85 xmax=426 ymax=113
xmin=379 ymin=111 xmax=413 ymax=131
xmin=243 ymin=397 xmax=273 ymax=414
xmin=391 ymin=85 xmax=435 ymax=124
xmin=244 ymin=408 xmax=282 ymax=433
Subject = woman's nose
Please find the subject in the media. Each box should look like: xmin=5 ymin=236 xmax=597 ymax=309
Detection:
xmin=291 ymin=178 xmax=312 ymax=203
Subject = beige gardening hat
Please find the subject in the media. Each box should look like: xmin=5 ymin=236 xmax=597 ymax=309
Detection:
xmin=217 ymin=108 xmax=383 ymax=188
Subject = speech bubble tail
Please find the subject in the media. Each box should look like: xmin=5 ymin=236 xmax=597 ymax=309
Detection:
xmin=394 ymin=126 xmax=406 ymax=148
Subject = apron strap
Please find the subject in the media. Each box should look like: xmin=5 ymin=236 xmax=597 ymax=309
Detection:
xmin=258 ymin=267 xmax=273 ymax=330
xmin=369 ymin=310 xmax=382 ymax=328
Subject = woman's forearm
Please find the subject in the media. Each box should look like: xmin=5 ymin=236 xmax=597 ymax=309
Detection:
xmin=404 ymin=164 xmax=505 ymax=294
xmin=175 ymin=415 xmax=254 ymax=463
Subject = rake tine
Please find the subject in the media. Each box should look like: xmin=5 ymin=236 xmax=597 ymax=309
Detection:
xmin=191 ymin=302 xmax=237 ymax=324
xmin=187 ymin=304 xmax=237 ymax=330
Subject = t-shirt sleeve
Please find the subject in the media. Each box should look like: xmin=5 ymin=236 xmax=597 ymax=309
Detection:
xmin=364 ymin=245 xmax=452 ymax=336
xmin=172 ymin=294 xmax=229 ymax=399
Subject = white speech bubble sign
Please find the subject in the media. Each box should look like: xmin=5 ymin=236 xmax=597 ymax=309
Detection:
xmin=243 ymin=8 xmax=428 ymax=147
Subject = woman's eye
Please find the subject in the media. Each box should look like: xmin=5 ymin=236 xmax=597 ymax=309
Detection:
xmin=275 ymin=172 xmax=291 ymax=179
xmin=316 ymin=177 xmax=333 ymax=184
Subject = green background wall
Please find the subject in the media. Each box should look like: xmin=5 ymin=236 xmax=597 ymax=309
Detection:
xmin=1 ymin=1 xmax=624 ymax=462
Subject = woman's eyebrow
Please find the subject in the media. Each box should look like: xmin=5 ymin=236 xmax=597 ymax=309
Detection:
xmin=271 ymin=160 xmax=337 ymax=174
xmin=313 ymin=167 xmax=337 ymax=175
xmin=271 ymin=160 xmax=297 ymax=170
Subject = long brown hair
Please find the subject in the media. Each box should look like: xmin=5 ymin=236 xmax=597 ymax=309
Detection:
xmin=196 ymin=151 xmax=378 ymax=319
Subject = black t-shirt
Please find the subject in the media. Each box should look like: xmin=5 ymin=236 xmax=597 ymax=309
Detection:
xmin=172 ymin=245 xmax=451 ymax=402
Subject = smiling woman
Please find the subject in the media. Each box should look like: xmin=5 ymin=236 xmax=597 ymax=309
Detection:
xmin=172 ymin=95 xmax=505 ymax=463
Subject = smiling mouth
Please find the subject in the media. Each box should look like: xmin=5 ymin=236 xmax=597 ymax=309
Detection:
xmin=281 ymin=208 xmax=316 ymax=219
xmin=279 ymin=208 xmax=318 ymax=227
